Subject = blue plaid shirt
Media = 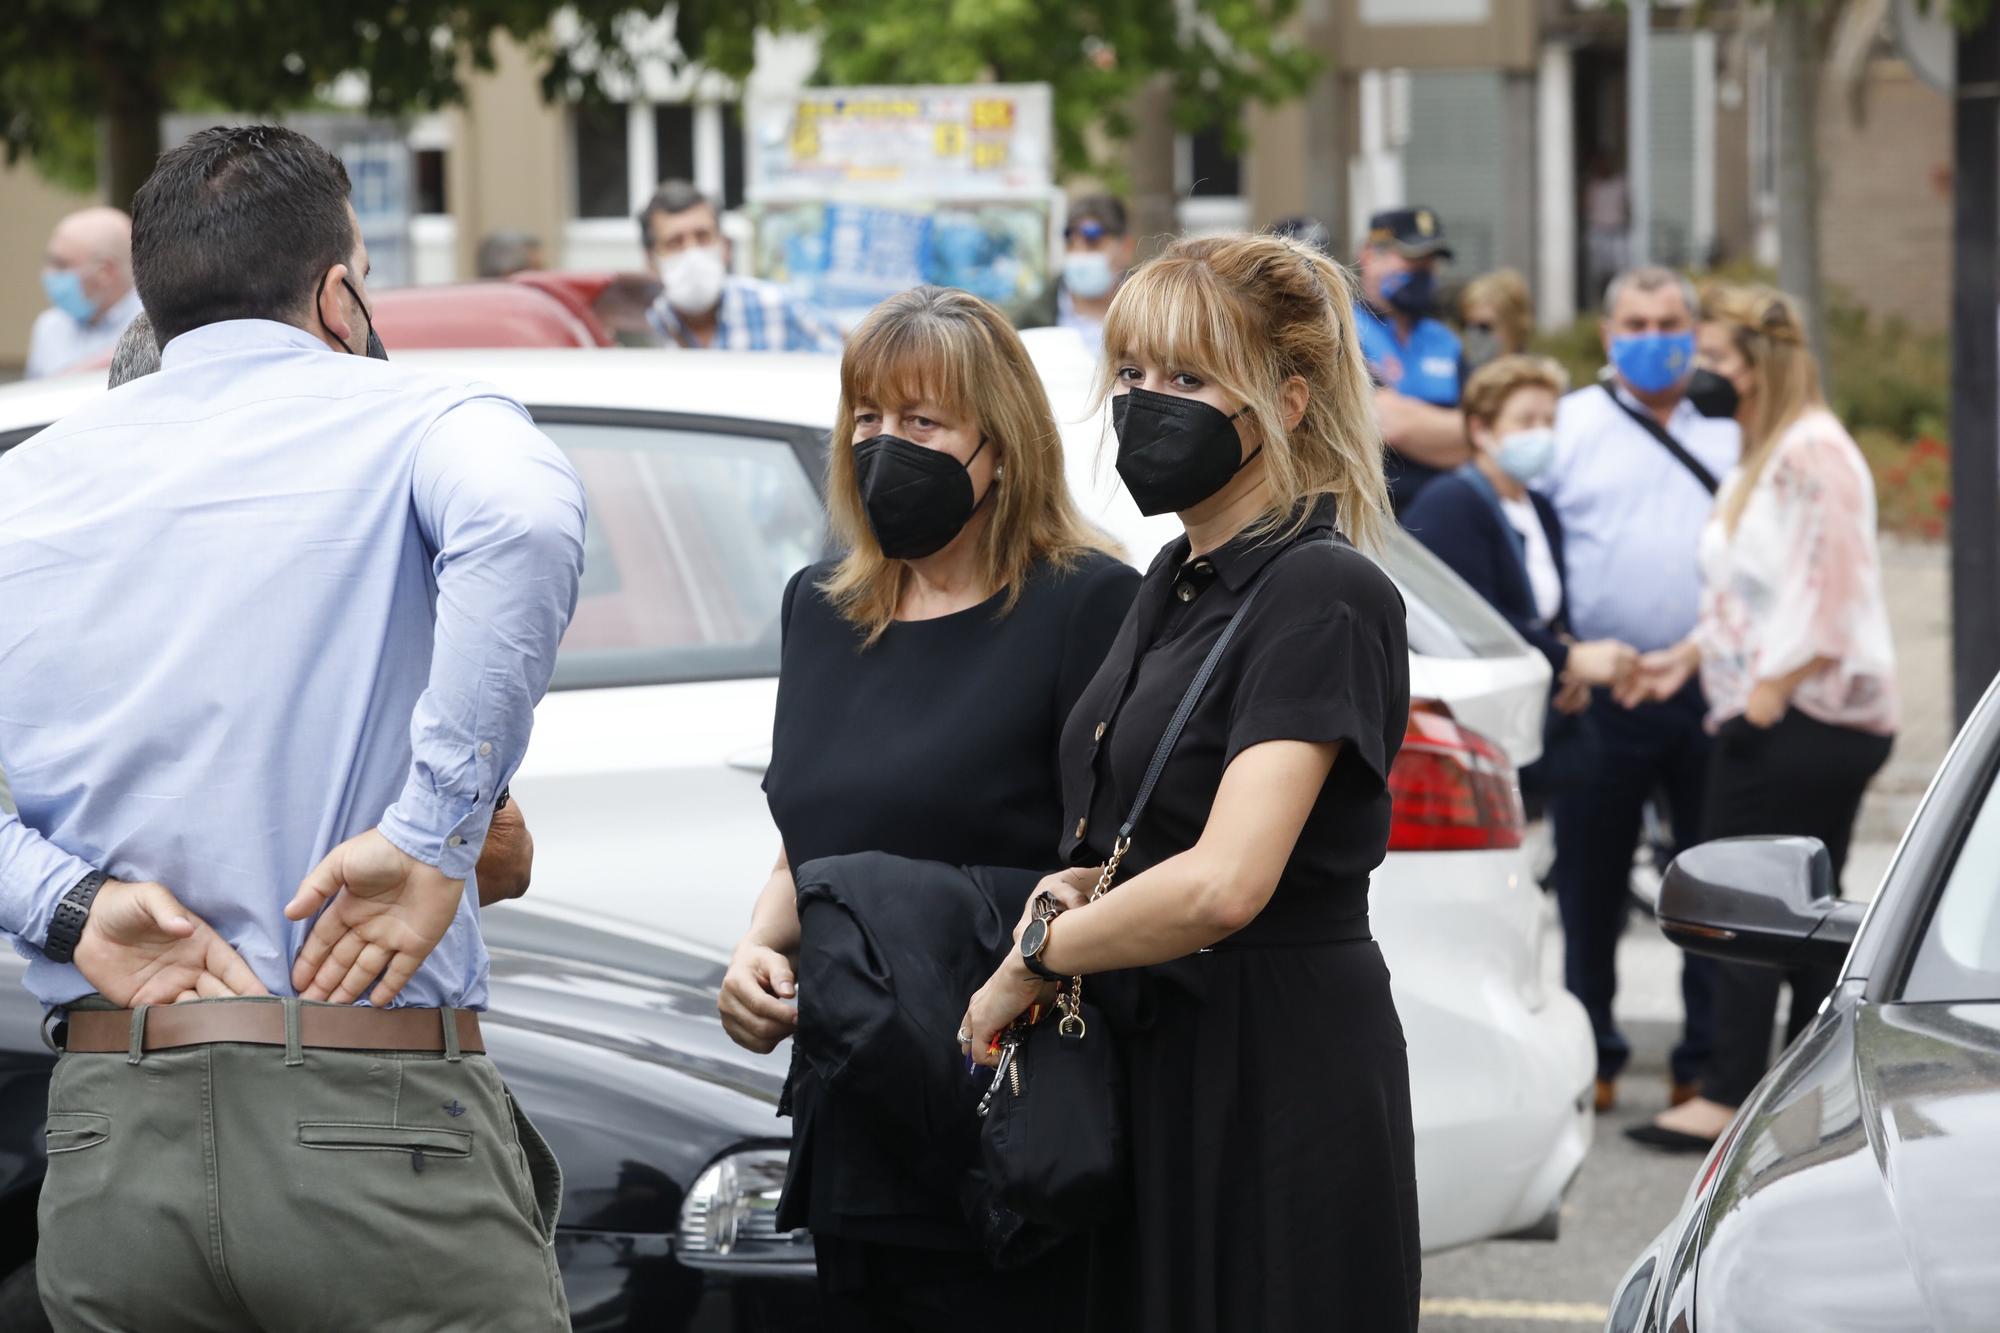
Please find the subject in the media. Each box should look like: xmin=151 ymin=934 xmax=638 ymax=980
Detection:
xmin=647 ymin=275 xmax=844 ymax=353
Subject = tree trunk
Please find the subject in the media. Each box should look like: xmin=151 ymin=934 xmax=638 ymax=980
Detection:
xmin=102 ymin=72 xmax=164 ymax=210
xmin=1772 ymin=2 xmax=1829 ymax=378
xmin=1129 ymin=74 xmax=1178 ymax=261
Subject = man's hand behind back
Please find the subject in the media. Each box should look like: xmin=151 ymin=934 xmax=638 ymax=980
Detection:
xmin=286 ymin=829 xmax=464 ymax=1007
xmin=74 ymin=880 xmax=271 ymax=1006
xmin=475 ymin=800 xmax=533 ymax=907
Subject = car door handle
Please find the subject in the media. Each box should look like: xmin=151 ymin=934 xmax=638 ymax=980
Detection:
xmin=726 ymin=745 xmax=771 ymax=775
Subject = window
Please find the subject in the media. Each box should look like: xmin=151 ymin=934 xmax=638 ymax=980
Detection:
xmin=1903 ymin=760 xmax=2000 ymax=1002
xmin=573 ymin=103 xmax=631 ymax=219
xmin=1377 ymin=528 xmax=1527 ymax=661
xmin=538 ymin=418 xmax=826 ymax=690
xmin=653 ymin=102 xmax=697 ymax=185
xmin=414 ymin=149 xmax=448 ymax=216
xmin=1187 ymin=121 xmax=1243 ymax=199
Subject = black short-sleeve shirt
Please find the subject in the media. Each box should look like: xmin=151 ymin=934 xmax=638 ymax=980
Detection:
xmin=767 ymin=550 xmax=1140 ymax=871
xmin=1058 ymin=497 xmax=1410 ymax=925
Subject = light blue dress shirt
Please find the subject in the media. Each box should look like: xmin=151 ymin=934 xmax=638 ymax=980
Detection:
xmin=1540 ymin=381 xmax=1741 ymax=653
xmin=24 ymin=286 xmax=144 ymax=380
xmin=0 ymin=320 xmax=586 ymax=1009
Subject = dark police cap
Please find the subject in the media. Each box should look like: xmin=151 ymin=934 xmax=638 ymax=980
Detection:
xmin=1366 ymin=207 xmax=1453 ymax=260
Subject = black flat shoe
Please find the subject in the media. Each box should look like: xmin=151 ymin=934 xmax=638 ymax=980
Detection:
xmin=1623 ymin=1122 xmax=1718 ymax=1153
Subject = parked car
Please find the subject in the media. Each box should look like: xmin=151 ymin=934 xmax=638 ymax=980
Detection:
xmin=0 ymin=335 xmax=1593 ymax=1325
xmin=1605 ymin=679 xmax=2000 ymax=1332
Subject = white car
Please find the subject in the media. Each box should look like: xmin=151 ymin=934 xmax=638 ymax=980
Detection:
xmin=0 ymin=342 xmax=1593 ymax=1252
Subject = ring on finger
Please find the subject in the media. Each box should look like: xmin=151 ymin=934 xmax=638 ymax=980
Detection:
xmin=956 ymin=1027 xmax=972 ymax=1045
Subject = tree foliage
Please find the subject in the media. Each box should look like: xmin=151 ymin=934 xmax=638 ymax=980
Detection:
xmin=0 ymin=0 xmax=1313 ymax=205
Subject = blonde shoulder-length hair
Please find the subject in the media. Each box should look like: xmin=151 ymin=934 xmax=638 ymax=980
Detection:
xmin=821 ymin=285 xmax=1114 ymax=645
xmin=1701 ymin=282 xmax=1825 ymax=535
xmin=1091 ymin=233 xmax=1390 ymax=550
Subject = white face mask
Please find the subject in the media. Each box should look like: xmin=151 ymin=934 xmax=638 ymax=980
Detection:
xmin=1494 ymin=427 xmax=1557 ymax=485
xmin=659 ymin=244 xmax=727 ymax=316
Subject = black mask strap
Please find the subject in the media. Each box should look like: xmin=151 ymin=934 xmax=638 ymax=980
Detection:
xmin=318 ymin=273 xmax=374 ymax=356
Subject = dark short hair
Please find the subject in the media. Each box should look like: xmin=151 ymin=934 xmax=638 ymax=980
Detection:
xmin=131 ymin=126 xmax=355 ymax=345
xmin=1065 ymin=194 xmax=1129 ymax=237
xmin=637 ymin=180 xmax=717 ymax=249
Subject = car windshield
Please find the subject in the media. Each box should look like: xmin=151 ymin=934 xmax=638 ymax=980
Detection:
xmin=1375 ymin=528 xmax=1528 ymax=660
xmin=537 ymin=417 xmax=826 ymax=690
xmin=1904 ymin=754 xmax=2000 ymax=1001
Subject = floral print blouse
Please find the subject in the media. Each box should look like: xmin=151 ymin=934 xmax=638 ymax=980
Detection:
xmin=1695 ymin=408 xmax=1899 ymax=736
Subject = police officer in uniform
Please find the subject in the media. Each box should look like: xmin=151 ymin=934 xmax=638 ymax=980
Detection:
xmin=1355 ymin=207 xmax=1473 ymax=513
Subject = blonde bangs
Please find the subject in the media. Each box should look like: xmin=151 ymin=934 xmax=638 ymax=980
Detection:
xmin=821 ymin=285 xmax=1116 ymax=646
xmin=1096 ymin=257 xmax=1262 ymax=404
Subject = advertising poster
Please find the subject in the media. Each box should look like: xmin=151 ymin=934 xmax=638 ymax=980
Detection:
xmin=746 ymin=84 xmax=1058 ymax=326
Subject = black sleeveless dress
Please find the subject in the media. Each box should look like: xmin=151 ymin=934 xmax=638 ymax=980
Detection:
xmin=1056 ymin=498 xmax=1421 ymax=1331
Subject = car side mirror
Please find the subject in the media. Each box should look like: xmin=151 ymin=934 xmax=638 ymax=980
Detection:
xmin=1657 ymin=836 xmax=1867 ymax=970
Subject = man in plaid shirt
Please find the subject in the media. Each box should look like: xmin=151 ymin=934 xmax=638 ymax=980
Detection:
xmin=639 ymin=180 xmax=844 ymax=353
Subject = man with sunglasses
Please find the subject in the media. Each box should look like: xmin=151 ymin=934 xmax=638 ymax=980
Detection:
xmin=1055 ymin=195 xmax=1136 ymax=350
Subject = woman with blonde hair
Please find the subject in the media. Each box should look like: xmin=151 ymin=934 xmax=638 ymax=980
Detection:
xmin=960 ymin=233 xmax=1419 ymax=1329
xmin=717 ymin=285 xmax=1138 ymax=1322
xmin=1458 ymin=266 xmax=1534 ymax=370
xmin=1623 ymin=283 xmax=1897 ymax=1152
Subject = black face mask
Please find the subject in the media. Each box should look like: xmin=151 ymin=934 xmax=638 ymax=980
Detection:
xmin=853 ymin=434 xmax=990 ymax=560
xmin=320 ymin=274 xmax=388 ymax=360
xmin=1111 ymin=387 xmax=1260 ymax=517
xmin=1686 ymin=368 xmax=1740 ymax=420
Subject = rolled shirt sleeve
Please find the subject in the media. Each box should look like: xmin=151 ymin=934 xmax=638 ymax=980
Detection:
xmin=1755 ymin=427 xmax=1873 ymax=683
xmin=0 ymin=812 xmax=97 ymax=952
xmin=379 ymin=396 xmax=587 ymax=879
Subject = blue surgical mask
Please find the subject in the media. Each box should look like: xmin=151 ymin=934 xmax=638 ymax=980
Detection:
xmin=42 ymin=268 xmax=96 ymax=323
xmin=1378 ymin=268 xmax=1435 ymax=317
xmin=1610 ymin=331 xmax=1696 ymax=394
xmin=1063 ymin=251 xmax=1116 ymax=300
xmin=1495 ymin=427 xmax=1557 ymax=485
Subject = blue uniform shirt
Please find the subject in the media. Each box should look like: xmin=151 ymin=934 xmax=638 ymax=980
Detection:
xmin=1357 ymin=302 xmax=1463 ymax=513
xmin=0 ymin=320 xmax=587 ymax=1009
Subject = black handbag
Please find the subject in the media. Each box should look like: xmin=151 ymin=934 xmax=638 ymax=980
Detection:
xmin=976 ymin=560 xmax=1282 ymax=1229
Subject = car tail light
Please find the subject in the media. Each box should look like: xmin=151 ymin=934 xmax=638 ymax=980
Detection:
xmin=1387 ymin=701 xmax=1524 ymax=852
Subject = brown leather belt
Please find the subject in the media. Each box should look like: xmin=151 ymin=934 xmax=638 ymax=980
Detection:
xmin=63 ymin=1000 xmax=484 ymax=1055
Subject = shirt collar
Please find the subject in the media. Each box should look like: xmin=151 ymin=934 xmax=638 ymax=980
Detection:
xmin=647 ymin=280 xmax=739 ymax=348
xmin=1607 ymin=375 xmax=1699 ymax=430
xmin=160 ymin=319 xmax=332 ymax=369
xmin=1178 ymin=494 xmax=1342 ymax=594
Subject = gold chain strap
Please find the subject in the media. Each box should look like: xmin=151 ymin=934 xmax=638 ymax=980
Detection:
xmin=1055 ymin=835 xmax=1131 ymax=1039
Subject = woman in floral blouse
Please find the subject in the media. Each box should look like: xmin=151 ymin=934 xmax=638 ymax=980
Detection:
xmin=1620 ymin=283 xmax=1897 ymax=1151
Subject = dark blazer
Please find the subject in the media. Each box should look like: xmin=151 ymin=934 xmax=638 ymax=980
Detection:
xmin=1402 ymin=468 xmax=1571 ymax=675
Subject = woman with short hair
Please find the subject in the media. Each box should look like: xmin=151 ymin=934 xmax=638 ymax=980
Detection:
xmin=716 ymin=285 xmax=1137 ymax=1325
xmin=1458 ymin=266 xmax=1534 ymax=371
xmin=961 ymin=233 xmax=1421 ymax=1329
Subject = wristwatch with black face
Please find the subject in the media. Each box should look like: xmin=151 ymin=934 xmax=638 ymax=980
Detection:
xmin=1020 ymin=913 xmax=1064 ymax=983
xmin=42 ymin=870 xmax=107 ymax=965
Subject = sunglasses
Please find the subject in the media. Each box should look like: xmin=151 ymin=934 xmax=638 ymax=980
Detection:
xmin=1065 ymin=220 xmax=1112 ymax=242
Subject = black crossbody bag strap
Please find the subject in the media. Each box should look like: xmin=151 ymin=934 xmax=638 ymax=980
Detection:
xmin=1601 ymin=383 xmax=1720 ymax=496
xmin=1115 ymin=540 xmax=1322 ymax=844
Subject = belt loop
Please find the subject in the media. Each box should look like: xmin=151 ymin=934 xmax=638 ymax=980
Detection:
xmin=440 ymin=1004 xmax=462 ymax=1062
xmin=283 ymin=997 xmax=305 ymax=1067
xmin=126 ymin=1004 xmax=149 ymax=1065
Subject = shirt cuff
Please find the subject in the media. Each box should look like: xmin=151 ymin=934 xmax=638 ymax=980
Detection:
xmin=2 ymin=841 xmax=97 ymax=954
xmin=378 ymin=778 xmax=493 ymax=882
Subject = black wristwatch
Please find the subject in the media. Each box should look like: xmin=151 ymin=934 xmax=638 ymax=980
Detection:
xmin=42 ymin=870 xmax=107 ymax=965
xmin=494 ymin=786 xmax=512 ymax=812
xmin=1019 ymin=909 xmax=1065 ymax=983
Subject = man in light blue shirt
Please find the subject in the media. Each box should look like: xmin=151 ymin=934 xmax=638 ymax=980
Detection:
xmin=24 ymin=206 xmax=145 ymax=379
xmin=2 ymin=125 xmax=584 ymax=1327
xmin=1539 ymin=265 xmax=1739 ymax=1116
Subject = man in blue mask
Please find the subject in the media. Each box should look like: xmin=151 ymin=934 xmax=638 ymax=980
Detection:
xmin=1054 ymin=194 xmax=1135 ymax=350
xmin=1354 ymin=207 xmax=1474 ymax=513
xmin=25 ymin=207 xmax=144 ymax=379
xmin=1539 ymin=264 xmax=1740 ymax=1117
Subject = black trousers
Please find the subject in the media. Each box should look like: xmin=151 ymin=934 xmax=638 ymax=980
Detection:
xmin=1698 ymin=709 xmax=1893 ymax=1107
xmin=1551 ymin=684 xmax=1715 ymax=1085
xmin=814 ymin=1232 xmax=1089 ymax=1332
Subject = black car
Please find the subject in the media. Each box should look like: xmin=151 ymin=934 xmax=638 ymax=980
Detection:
xmin=0 ymin=905 xmax=823 ymax=1330
xmin=1606 ymin=687 xmax=2000 ymax=1331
